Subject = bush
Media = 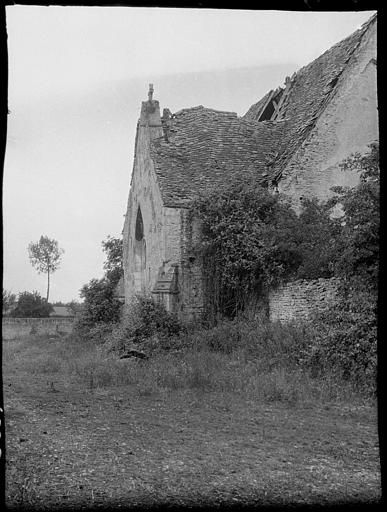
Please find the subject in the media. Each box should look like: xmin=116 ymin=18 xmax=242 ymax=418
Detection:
xmin=82 ymin=322 xmax=117 ymax=345
xmin=293 ymin=198 xmax=341 ymax=280
xmin=330 ymin=142 xmax=379 ymax=284
xmin=188 ymin=144 xmax=378 ymax=323
xmin=10 ymin=291 xmax=53 ymax=318
xmin=75 ymin=278 xmax=122 ymax=336
xmin=189 ymin=183 xmax=303 ymax=319
xmin=305 ymin=278 xmax=377 ymax=390
xmin=103 ymin=294 xmax=185 ymax=354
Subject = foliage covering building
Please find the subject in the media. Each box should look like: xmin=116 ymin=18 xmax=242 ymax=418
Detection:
xmin=123 ymin=15 xmax=378 ymax=321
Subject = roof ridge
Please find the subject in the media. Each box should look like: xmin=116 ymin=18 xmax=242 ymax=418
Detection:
xmin=244 ymin=13 xmax=376 ymax=123
xmin=295 ymin=13 xmax=374 ymax=79
xmin=173 ymin=106 xmax=238 ymax=117
xmin=270 ymin=18 xmax=375 ymax=181
xmin=146 ymin=14 xmax=377 ymax=207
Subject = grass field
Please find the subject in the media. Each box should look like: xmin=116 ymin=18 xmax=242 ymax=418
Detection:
xmin=3 ymin=333 xmax=381 ymax=510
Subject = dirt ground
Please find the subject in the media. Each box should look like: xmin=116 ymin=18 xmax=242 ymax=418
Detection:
xmin=4 ymin=336 xmax=381 ymax=510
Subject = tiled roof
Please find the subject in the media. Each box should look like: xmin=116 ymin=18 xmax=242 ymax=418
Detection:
xmin=245 ymin=14 xmax=376 ymax=182
xmin=50 ymin=306 xmax=74 ymax=317
xmin=149 ymin=15 xmax=376 ymax=206
xmin=151 ymin=107 xmax=287 ymax=206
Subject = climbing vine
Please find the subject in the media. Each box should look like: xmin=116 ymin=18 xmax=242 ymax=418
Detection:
xmin=189 ymin=143 xmax=379 ymax=322
xmin=189 ymin=182 xmax=303 ymax=320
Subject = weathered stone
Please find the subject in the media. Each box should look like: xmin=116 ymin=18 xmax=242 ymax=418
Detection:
xmin=268 ymin=278 xmax=340 ymax=322
xmin=123 ymin=16 xmax=377 ymax=322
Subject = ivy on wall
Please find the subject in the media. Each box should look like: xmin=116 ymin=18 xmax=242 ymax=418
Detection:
xmin=189 ymin=143 xmax=379 ymax=323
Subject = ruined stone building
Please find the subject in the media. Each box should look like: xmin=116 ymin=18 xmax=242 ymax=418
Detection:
xmin=122 ymin=15 xmax=377 ymax=321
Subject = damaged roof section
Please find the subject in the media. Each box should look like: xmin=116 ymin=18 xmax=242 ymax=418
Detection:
xmin=244 ymin=14 xmax=376 ymax=181
xmin=148 ymin=14 xmax=376 ymax=207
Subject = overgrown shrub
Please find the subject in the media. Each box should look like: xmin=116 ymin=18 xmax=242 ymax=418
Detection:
xmin=10 ymin=291 xmax=53 ymax=318
xmin=293 ymin=198 xmax=341 ymax=280
xmin=189 ymin=182 xmax=342 ymax=321
xmin=189 ymin=143 xmax=378 ymax=323
xmin=77 ymin=321 xmax=117 ymax=345
xmin=103 ymin=294 xmax=185 ymax=354
xmin=74 ymin=278 xmax=122 ymax=337
xmin=304 ymin=278 xmax=377 ymax=390
xmin=297 ymin=144 xmax=379 ymax=391
xmin=189 ymin=183 xmax=303 ymax=319
xmin=329 ymin=142 xmax=379 ymax=284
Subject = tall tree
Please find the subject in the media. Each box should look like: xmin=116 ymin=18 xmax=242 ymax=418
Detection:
xmin=28 ymin=236 xmax=64 ymax=301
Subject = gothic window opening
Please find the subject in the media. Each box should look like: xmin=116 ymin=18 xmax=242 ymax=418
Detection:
xmin=135 ymin=207 xmax=144 ymax=241
xmin=134 ymin=206 xmax=146 ymax=291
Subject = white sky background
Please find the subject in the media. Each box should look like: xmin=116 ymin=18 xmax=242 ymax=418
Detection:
xmin=3 ymin=6 xmax=376 ymax=303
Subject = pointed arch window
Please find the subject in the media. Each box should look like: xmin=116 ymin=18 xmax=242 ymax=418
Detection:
xmin=135 ymin=207 xmax=144 ymax=241
xmin=134 ymin=206 xmax=146 ymax=291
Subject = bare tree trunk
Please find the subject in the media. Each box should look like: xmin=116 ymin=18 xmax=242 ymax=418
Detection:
xmin=46 ymin=269 xmax=50 ymax=302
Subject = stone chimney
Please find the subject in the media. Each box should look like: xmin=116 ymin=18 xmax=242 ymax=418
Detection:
xmin=139 ymin=83 xmax=163 ymax=140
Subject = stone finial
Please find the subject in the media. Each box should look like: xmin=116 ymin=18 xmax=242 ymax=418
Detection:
xmin=139 ymin=83 xmax=162 ymax=136
xmin=148 ymin=83 xmax=154 ymax=102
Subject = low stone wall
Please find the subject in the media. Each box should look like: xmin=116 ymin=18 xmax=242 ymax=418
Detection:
xmin=268 ymin=278 xmax=340 ymax=322
xmin=2 ymin=317 xmax=74 ymax=340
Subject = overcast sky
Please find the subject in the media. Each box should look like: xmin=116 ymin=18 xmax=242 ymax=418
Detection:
xmin=3 ymin=6 xmax=376 ymax=303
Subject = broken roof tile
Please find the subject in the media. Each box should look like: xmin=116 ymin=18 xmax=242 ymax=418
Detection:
xmin=148 ymin=14 xmax=376 ymax=207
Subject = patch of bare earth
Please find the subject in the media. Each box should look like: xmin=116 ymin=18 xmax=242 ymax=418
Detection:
xmin=4 ymin=336 xmax=381 ymax=510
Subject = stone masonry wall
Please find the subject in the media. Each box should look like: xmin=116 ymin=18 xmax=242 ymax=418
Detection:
xmin=123 ymin=99 xmax=205 ymax=321
xmin=123 ymin=126 xmax=178 ymax=302
xmin=279 ymin=22 xmax=377 ymax=209
xmin=178 ymin=210 xmax=204 ymax=321
xmin=269 ymin=278 xmax=340 ymax=322
xmin=2 ymin=318 xmax=74 ymax=340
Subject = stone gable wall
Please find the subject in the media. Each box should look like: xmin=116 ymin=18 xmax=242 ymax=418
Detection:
xmin=123 ymin=25 xmax=377 ymax=322
xmin=123 ymin=106 xmax=207 ymax=321
xmin=268 ymin=278 xmax=340 ymax=322
xmin=123 ymin=126 xmax=172 ymax=302
xmin=2 ymin=318 xmax=74 ymax=340
xmin=123 ymin=123 xmax=202 ymax=319
xmin=279 ymin=22 xmax=378 ymax=211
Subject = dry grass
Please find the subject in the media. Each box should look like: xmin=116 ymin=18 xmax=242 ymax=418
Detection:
xmin=3 ymin=333 xmax=381 ymax=509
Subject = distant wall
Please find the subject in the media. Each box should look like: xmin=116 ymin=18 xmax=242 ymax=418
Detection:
xmin=269 ymin=278 xmax=340 ymax=322
xmin=2 ymin=318 xmax=74 ymax=340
